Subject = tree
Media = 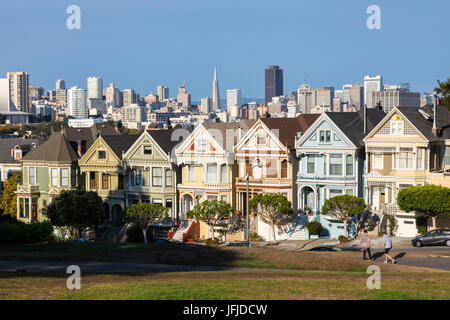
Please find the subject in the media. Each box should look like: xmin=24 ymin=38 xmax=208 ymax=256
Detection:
xmin=187 ymin=200 xmax=233 ymax=240
xmin=126 ymin=202 xmax=168 ymax=243
xmin=435 ymin=77 xmax=450 ymax=111
xmin=321 ymin=195 xmax=366 ymax=238
xmin=44 ymin=189 xmax=106 ymax=238
xmin=397 ymin=184 xmax=450 ymax=229
xmin=249 ymin=193 xmax=294 ymax=243
xmin=0 ymin=172 xmax=22 ymax=218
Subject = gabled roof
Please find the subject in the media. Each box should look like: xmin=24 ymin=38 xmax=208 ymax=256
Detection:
xmin=260 ymin=114 xmax=320 ymax=149
xmin=65 ymin=123 xmax=119 ymax=152
xmin=21 ymin=132 xmax=78 ymax=163
xmin=396 ymin=105 xmax=450 ymax=140
xmin=325 ymin=109 xmax=386 ymax=147
xmin=101 ymin=134 xmax=140 ymax=159
xmin=0 ymin=138 xmax=41 ymax=164
xmin=147 ymin=127 xmax=193 ymax=154
xmin=202 ymin=120 xmax=256 ymax=151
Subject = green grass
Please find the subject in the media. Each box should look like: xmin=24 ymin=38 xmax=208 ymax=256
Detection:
xmin=1 ymin=271 xmax=449 ymax=300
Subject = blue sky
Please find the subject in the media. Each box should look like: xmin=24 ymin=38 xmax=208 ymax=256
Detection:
xmin=1 ymin=0 xmax=449 ymax=100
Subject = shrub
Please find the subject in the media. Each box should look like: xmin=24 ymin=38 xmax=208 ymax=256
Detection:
xmin=338 ymin=235 xmax=349 ymax=243
xmin=0 ymin=221 xmax=53 ymax=245
xmin=416 ymin=225 xmax=427 ymax=235
xmin=249 ymin=232 xmax=261 ymax=241
xmin=205 ymin=237 xmax=220 ymax=246
xmin=306 ymin=221 xmax=322 ymax=236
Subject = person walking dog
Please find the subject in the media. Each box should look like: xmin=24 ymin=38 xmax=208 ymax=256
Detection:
xmin=360 ymin=230 xmax=373 ymax=260
xmin=382 ymin=231 xmax=396 ymax=264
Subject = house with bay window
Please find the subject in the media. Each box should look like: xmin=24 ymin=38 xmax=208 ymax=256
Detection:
xmin=16 ymin=132 xmax=80 ymax=222
xmin=175 ymin=121 xmax=255 ymax=240
xmin=234 ymin=115 xmax=319 ymax=241
xmin=363 ymin=105 xmax=450 ymax=236
xmin=295 ymin=109 xmax=386 ymax=239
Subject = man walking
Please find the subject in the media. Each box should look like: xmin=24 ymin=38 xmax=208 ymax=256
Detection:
xmin=360 ymin=230 xmax=372 ymax=260
xmin=382 ymin=231 xmax=396 ymax=264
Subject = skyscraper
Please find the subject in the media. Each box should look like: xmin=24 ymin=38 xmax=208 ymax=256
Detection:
xmin=157 ymin=85 xmax=169 ymax=101
xmin=7 ymin=72 xmax=29 ymax=112
xmin=106 ymin=83 xmax=120 ymax=107
xmin=212 ymin=67 xmax=220 ymax=111
xmin=364 ymin=75 xmax=383 ymax=108
xmin=265 ymin=65 xmax=283 ymax=103
xmin=177 ymin=85 xmax=191 ymax=110
xmin=56 ymin=79 xmax=66 ymax=90
xmin=67 ymin=86 xmax=88 ymax=119
xmin=122 ymin=89 xmax=136 ymax=107
xmin=87 ymin=77 xmax=103 ymax=100
xmin=227 ymin=89 xmax=242 ymax=112
xmin=200 ymin=97 xmax=212 ymax=113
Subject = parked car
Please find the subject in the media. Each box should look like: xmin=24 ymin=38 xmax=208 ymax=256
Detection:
xmin=412 ymin=229 xmax=450 ymax=247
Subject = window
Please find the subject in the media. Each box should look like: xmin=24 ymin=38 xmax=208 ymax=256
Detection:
xmin=221 ymin=195 xmax=228 ymax=202
xmin=346 ymin=189 xmax=354 ymax=196
xmin=143 ymin=146 xmax=152 ymax=155
xmin=207 ymin=195 xmax=217 ymax=201
xmin=266 ymin=159 xmax=277 ymax=178
xmin=329 ymin=189 xmax=342 ymax=198
xmin=60 ymin=169 xmax=69 ymax=186
xmin=390 ymin=121 xmax=404 ymax=135
xmin=188 ymin=165 xmax=196 ymax=181
xmin=118 ymin=174 xmax=124 ymax=189
xmin=281 ymin=160 xmax=288 ymax=178
xmin=346 ymin=155 xmax=353 ymax=176
xmin=136 ymin=169 xmax=142 ymax=185
xmin=29 ymin=167 xmax=36 ymax=185
xmin=319 ymin=130 xmax=331 ymax=143
xmin=307 ymin=155 xmax=315 ymax=174
xmin=102 ymin=174 xmax=109 ymax=189
xmin=207 ymin=164 xmax=217 ymax=183
xmin=245 ymin=159 xmax=252 ymax=176
xmin=152 ymin=167 xmax=163 ymax=186
xmin=98 ymin=151 xmax=106 ymax=159
xmin=90 ymin=172 xmax=98 ymax=189
xmin=329 ymin=154 xmax=343 ymax=175
xmin=372 ymin=154 xmax=383 ymax=169
xmin=165 ymin=170 xmax=172 ymax=186
xmin=71 ymin=168 xmax=77 ymax=186
xmin=51 ymin=168 xmax=58 ymax=186
xmin=221 ymin=164 xmax=227 ymax=183
xmin=166 ymin=199 xmax=173 ymax=215
xmin=399 ymin=148 xmax=414 ymax=169
xmin=417 ymin=148 xmax=424 ymax=169
xmin=257 ymin=135 xmax=265 ymax=145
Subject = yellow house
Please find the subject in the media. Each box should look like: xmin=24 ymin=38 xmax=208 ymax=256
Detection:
xmin=363 ymin=105 xmax=450 ymax=236
xmin=175 ymin=121 xmax=255 ymax=239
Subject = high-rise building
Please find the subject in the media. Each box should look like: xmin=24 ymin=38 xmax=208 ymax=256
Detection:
xmin=122 ymin=89 xmax=136 ymax=107
xmin=201 ymin=97 xmax=212 ymax=113
xmin=265 ymin=65 xmax=283 ymax=103
xmin=227 ymin=89 xmax=242 ymax=112
xmin=7 ymin=72 xmax=29 ymax=112
xmin=29 ymin=86 xmax=44 ymax=101
xmin=349 ymin=85 xmax=364 ymax=110
xmin=67 ymin=86 xmax=88 ymax=119
xmin=121 ymin=103 xmax=147 ymax=124
xmin=212 ymin=67 xmax=220 ymax=111
xmin=371 ymin=88 xmax=420 ymax=113
xmin=157 ymin=85 xmax=169 ymax=101
xmin=364 ymin=75 xmax=383 ymax=108
xmin=56 ymin=79 xmax=66 ymax=90
xmin=0 ymin=78 xmax=10 ymax=112
xmin=105 ymin=83 xmax=120 ymax=107
xmin=177 ymin=85 xmax=191 ymax=110
xmin=87 ymin=77 xmax=103 ymax=100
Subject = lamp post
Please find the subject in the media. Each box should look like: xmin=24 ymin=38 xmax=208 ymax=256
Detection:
xmin=246 ymin=159 xmax=262 ymax=247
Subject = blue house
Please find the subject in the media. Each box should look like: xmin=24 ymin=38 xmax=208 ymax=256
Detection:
xmin=294 ymin=108 xmax=386 ymax=239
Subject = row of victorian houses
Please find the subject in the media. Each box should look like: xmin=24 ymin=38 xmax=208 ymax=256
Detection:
xmin=14 ymin=105 xmax=450 ymax=240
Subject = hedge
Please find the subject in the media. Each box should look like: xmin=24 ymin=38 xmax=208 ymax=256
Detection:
xmin=0 ymin=221 xmax=53 ymax=245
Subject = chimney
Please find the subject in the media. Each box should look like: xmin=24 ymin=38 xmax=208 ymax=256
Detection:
xmin=432 ymin=92 xmax=438 ymax=137
xmin=363 ymin=104 xmax=367 ymax=134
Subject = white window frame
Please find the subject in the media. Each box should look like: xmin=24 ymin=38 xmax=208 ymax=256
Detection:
xmin=390 ymin=120 xmax=404 ymax=136
xmin=51 ymin=168 xmax=58 ymax=186
xmin=60 ymin=168 xmax=69 ymax=187
xmin=165 ymin=170 xmax=172 ymax=187
xmin=372 ymin=153 xmax=383 ymax=170
xmin=207 ymin=163 xmax=217 ymax=183
xmin=188 ymin=165 xmax=196 ymax=181
xmin=152 ymin=167 xmax=163 ymax=187
xmin=319 ymin=130 xmax=331 ymax=143
xmin=221 ymin=164 xmax=227 ymax=183
xmin=29 ymin=167 xmax=36 ymax=185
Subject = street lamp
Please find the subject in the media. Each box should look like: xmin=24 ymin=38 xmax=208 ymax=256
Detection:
xmin=246 ymin=159 xmax=262 ymax=247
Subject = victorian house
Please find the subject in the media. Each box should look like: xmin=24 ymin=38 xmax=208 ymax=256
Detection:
xmin=234 ymin=115 xmax=319 ymax=241
xmin=363 ymin=105 xmax=450 ymax=236
xmin=295 ymin=108 xmax=385 ymax=239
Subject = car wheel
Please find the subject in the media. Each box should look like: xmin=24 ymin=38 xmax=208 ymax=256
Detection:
xmin=415 ymin=241 xmax=423 ymax=247
xmin=446 ymin=240 xmax=450 ymax=247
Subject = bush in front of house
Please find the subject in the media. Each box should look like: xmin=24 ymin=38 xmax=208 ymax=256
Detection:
xmin=306 ymin=221 xmax=322 ymax=236
xmin=0 ymin=221 xmax=53 ymax=245
xmin=338 ymin=235 xmax=349 ymax=243
xmin=205 ymin=237 xmax=220 ymax=246
xmin=249 ymin=232 xmax=261 ymax=241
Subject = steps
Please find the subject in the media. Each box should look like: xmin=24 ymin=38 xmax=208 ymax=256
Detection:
xmin=289 ymin=226 xmax=307 ymax=240
xmin=172 ymin=219 xmax=194 ymax=242
xmin=287 ymin=214 xmax=309 ymax=240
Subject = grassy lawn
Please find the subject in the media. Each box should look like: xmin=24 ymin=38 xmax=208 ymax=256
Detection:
xmin=1 ymin=271 xmax=449 ymax=300
xmin=0 ymin=242 xmax=438 ymax=272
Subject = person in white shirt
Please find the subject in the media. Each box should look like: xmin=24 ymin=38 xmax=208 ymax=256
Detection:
xmin=382 ymin=231 xmax=396 ymax=264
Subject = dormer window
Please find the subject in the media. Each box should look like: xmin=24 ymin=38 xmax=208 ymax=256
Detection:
xmin=257 ymin=135 xmax=266 ymax=146
xmin=319 ymin=130 xmax=331 ymax=143
xmin=143 ymin=146 xmax=152 ymax=155
xmin=98 ymin=151 xmax=106 ymax=159
xmin=13 ymin=146 xmax=22 ymax=160
xmin=390 ymin=115 xmax=404 ymax=135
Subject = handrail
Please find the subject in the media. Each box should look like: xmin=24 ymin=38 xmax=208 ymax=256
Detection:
xmin=168 ymin=220 xmax=181 ymax=239
xmin=182 ymin=220 xmax=196 ymax=243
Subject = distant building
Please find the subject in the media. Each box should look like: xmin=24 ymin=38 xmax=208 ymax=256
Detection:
xmin=7 ymin=72 xmax=29 ymax=112
xmin=87 ymin=77 xmax=103 ymax=100
xmin=265 ymin=65 xmax=283 ymax=103
xmin=177 ymin=86 xmax=191 ymax=110
xmin=212 ymin=67 xmax=220 ymax=111
xmin=68 ymin=118 xmax=104 ymax=128
xmin=29 ymin=86 xmax=44 ymax=101
xmin=122 ymin=89 xmax=137 ymax=107
xmin=364 ymin=75 xmax=383 ymax=108
xmin=67 ymin=86 xmax=88 ymax=119
xmin=157 ymin=85 xmax=169 ymax=101
xmin=106 ymin=83 xmax=120 ymax=107
xmin=201 ymin=97 xmax=212 ymax=113
xmin=56 ymin=79 xmax=66 ymax=90
xmin=227 ymin=89 xmax=242 ymax=112
xmin=121 ymin=103 xmax=146 ymax=125
xmin=371 ymin=88 xmax=420 ymax=113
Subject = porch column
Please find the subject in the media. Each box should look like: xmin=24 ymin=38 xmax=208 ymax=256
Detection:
xmin=16 ymin=196 xmax=20 ymax=219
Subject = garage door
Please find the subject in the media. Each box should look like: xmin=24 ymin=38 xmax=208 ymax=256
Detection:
xmin=396 ymin=218 xmax=417 ymax=237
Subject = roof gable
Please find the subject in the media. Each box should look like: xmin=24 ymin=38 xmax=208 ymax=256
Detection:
xmin=21 ymin=132 xmax=78 ymax=163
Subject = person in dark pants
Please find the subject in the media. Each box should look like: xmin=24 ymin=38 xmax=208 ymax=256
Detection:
xmin=360 ymin=230 xmax=373 ymax=260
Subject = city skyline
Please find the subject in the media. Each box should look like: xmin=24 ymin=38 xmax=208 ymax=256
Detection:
xmin=1 ymin=1 xmax=449 ymax=100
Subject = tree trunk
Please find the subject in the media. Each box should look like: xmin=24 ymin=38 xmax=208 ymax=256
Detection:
xmin=432 ymin=216 xmax=437 ymax=229
xmin=272 ymin=223 xmax=276 ymax=243
xmin=344 ymin=219 xmax=348 ymax=238
xmin=211 ymin=224 xmax=215 ymax=240
xmin=142 ymin=229 xmax=148 ymax=243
